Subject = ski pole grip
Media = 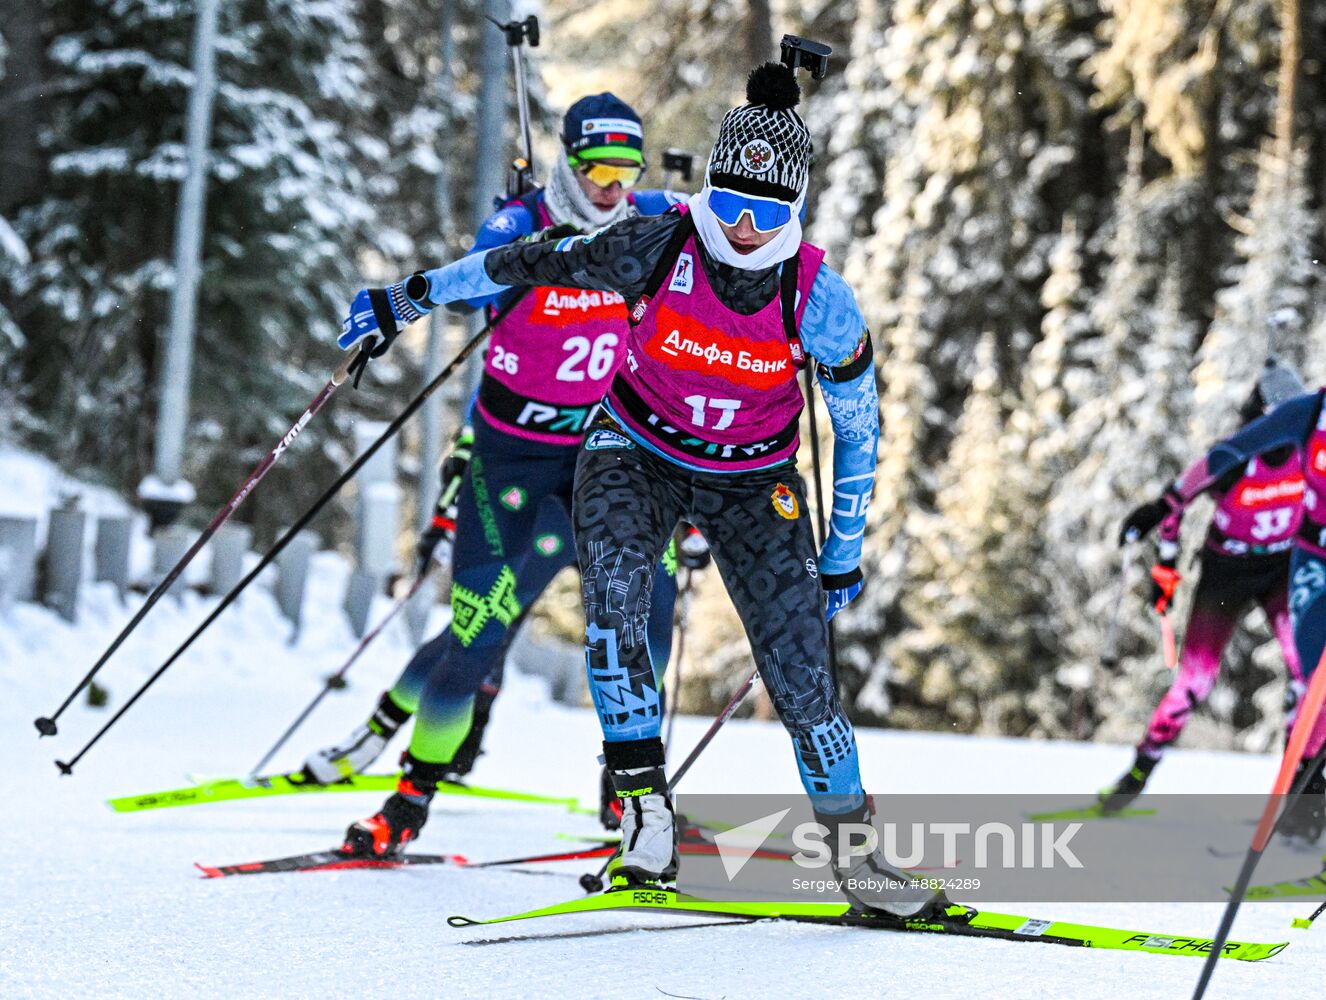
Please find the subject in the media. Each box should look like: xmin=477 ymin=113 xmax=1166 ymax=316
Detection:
xmin=333 ymin=347 xmax=365 ymax=387
xmin=447 ymin=915 xmax=480 ymax=927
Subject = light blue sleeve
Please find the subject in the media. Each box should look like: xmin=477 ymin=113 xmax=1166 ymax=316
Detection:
xmin=456 ymin=204 xmax=535 ymax=310
xmin=420 ymin=251 xmax=511 ymax=309
xmin=797 ymin=262 xmax=879 ymax=579
xmin=629 ymin=189 xmax=686 ymax=215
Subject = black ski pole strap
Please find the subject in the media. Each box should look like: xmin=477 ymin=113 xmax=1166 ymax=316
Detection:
xmin=347 ymin=350 xmax=372 ymax=389
xmin=629 ymin=209 xmax=694 ymax=326
xmin=350 ymin=287 xmax=402 ymax=389
xmin=779 ymin=251 xmax=807 ymax=369
xmin=366 ymin=287 xmax=399 ymax=355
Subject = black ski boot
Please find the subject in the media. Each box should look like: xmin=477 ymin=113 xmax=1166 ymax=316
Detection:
xmin=1097 ymin=750 xmax=1160 ymax=814
xmin=1280 ymin=757 xmax=1326 ymax=845
xmin=342 ymin=755 xmax=445 ymax=858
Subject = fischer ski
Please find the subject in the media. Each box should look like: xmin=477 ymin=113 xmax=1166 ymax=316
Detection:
xmin=448 ymin=889 xmax=1287 ymax=961
xmin=1025 ymin=804 xmax=1156 ymax=822
xmin=196 ymin=849 xmax=467 ymax=879
xmin=108 ymin=771 xmax=587 ymax=814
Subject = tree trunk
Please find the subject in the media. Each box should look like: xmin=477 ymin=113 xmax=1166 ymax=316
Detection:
xmin=1276 ymin=0 xmax=1300 ymax=161
xmin=0 ymin=0 xmax=49 ymax=214
xmin=746 ymin=0 xmax=773 ymax=68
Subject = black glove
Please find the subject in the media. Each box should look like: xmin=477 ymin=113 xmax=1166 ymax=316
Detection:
xmin=437 ymin=425 xmax=474 ymax=501
xmin=415 ymin=514 xmax=455 ymax=577
xmin=414 ymin=425 xmax=473 ymax=576
xmin=676 ymin=524 xmax=711 ymax=571
xmin=1118 ymin=487 xmax=1178 ymax=546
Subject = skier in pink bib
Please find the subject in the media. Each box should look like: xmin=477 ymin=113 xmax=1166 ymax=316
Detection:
xmin=338 ymin=62 xmax=962 ymax=920
xmin=1099 ymin=359 xmax=1308 ymax=812
xmin=307 ymin=95 xmax=698 ymax=858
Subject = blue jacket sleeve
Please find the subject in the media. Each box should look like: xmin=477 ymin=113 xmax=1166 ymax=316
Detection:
xmin=456 ymin=204 xmax=535 ymax=310
xmin=796 ymin=262 xmax=879 ymax=581
xmin=1205 ymin=392 xmax=1321 ymax=484
xmin=629 ymin=189 xmax=686 ymax=216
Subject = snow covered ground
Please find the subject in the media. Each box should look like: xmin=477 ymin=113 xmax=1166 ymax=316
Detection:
xmin=2 ymin=572 xmax=1324 ymax=999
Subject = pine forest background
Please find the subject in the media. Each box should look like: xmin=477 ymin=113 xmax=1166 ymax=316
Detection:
xmin=4 ymin=0 xmax=1326 ymax=755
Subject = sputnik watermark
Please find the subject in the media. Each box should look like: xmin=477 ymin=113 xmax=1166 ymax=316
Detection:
xmin=712 ymin=811 xmax=1083 ymax=881
xmin=679 ymin=793 xmax=1289 ymax=903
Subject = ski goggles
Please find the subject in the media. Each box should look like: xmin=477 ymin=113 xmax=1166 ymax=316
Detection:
xmin=706 ymin=187 xmax=794 ymax=233
xmin=571 ymin=157 xmax=645 ymax=190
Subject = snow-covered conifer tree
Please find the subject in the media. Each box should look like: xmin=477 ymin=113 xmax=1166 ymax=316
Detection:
xmin=11 ymin=0 xmax=392 ymax=537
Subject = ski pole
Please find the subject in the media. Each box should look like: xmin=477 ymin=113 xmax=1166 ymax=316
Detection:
xmin=670 ymin=668 xmax=760 ymax=788
xmin=663 ymin=567 xmax=693 ymax=764
xmin=580 ymin=669 xmax=762 ymax=893
xmin=1101 ymin=535 xmax=1138 ymax=670
xmin=53 ymin=292 xmax=529 ymax=776
xmin=248 ymin=569 xmax=432 ymax=777
xmin=1293 ymin=899 xmax=1326 ymax=930
xmin=34 ymin=347 xmax=365 ymax=739
xmin=1191 ymin=646 xmax=1326 ymax=999
xmin=1160 ymin=612 xmax=1178 ymax=670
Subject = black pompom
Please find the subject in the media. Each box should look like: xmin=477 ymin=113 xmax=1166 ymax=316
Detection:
xmin=746 ymin=62 xmax=800 ymax=111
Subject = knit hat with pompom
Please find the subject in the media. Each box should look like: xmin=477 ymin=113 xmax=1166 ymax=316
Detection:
xmin=706 ymin=62 xmax=812 ymax=204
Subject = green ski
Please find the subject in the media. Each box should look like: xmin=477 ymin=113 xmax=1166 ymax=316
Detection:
xmin=448 ymin=888 xmax=1287 ymax=961
xmin=1025 ymin=804 xmax=1156 ymax=822
xmin=107 ymin=771 xmax=586 ymax=814
xmin=1243 ymin=861 xmax=1326 ymax=901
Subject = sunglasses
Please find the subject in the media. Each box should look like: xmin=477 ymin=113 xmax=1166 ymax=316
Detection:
xmin=573 ymin=158 xmax=644 ymax=190
xmin=706 ymin=187 xmax=794 ymax=233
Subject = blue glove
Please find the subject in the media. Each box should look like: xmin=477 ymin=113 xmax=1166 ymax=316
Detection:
xmin=338 ymin=276 xmax=432 ymax=355
xmin=823 ymin=571 xmax=864 ymax=623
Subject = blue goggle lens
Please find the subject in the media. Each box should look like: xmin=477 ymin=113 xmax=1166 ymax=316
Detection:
xmin=707 ymin=189 xmax=793 ymax=233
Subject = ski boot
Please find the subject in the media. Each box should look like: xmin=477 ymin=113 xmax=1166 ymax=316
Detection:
xmin=604 ymin=738 xmax=678 ymax=887
xmin=1097 ymin=749 xmax=1160 ymax=814
xmin=1280 ymin=757 xmax=1326 ymax=846
xmin=819 ymin=803 xmax=960 ymax=921
xmin=302 ymin=691 xmax=410 ymax=785
xmin=341 ymin=755 xmax=444 ymax=858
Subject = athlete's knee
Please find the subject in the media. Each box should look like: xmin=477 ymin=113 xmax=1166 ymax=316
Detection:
xmin=449 ymin=566 xmax=522 ymax=649
xmin=764 ymin=659 xmax=839 ymax=737
xmin=580 ymin=542 xmax=655 ymax=637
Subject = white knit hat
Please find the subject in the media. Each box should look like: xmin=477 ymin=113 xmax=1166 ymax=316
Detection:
xmin=706 ymin=62 xmax=811 ymax=204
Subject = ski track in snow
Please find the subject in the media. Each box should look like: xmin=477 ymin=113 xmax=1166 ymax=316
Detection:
xmin=1 ymin=581 xmax=1323 ymax=999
